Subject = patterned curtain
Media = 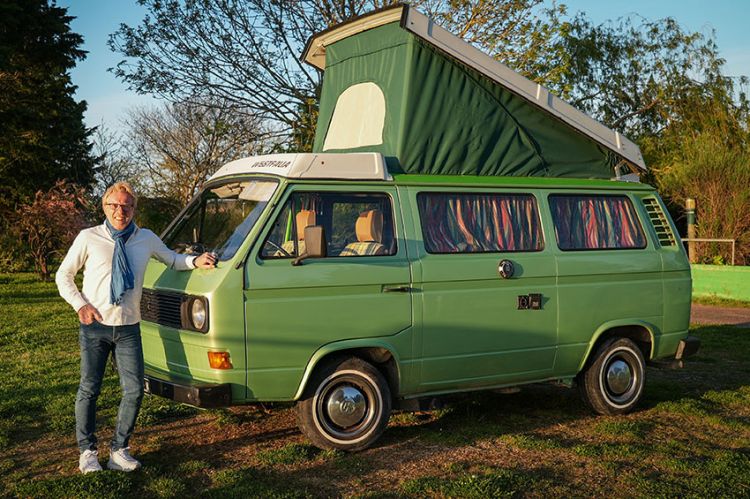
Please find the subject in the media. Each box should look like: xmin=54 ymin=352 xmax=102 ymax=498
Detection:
xmin=550 ymin=195 xmax=645 ymax=250
xmin=418 ymin=193 xmax=543 ymax=253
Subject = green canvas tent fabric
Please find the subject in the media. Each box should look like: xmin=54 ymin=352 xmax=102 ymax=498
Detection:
xmin=309 ymin=11 xmax=634 ymax=179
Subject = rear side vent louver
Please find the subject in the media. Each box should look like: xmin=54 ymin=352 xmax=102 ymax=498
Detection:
xmin=642 ymin=198 xmax=677 ymax=246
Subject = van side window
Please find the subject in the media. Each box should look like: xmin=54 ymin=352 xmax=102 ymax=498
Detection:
xmin=549 ymin=195 xmax=646 ymax=250
xmin=417 ymin=193 xmax=544 ymax=253
xmin=261 ymin=192 xmax=396 ymax=258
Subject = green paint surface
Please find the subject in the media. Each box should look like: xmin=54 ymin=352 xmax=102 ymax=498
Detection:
xmin=692 ymin=264 xmax=750 ymax=302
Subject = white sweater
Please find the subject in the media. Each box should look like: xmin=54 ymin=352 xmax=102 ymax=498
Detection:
xmin=56 ymin=224 xmax=195 ymax=326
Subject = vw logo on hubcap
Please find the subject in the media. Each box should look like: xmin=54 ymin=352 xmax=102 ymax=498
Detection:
xmin=326 ymin=385 xmax=367 ymax=428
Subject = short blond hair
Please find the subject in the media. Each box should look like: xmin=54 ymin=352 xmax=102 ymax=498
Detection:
xmin=102 ymin=181 xmax=138 ymax=210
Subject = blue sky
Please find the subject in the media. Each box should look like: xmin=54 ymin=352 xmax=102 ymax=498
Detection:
xmin=60 ymin=0 xmax=750 ymax=133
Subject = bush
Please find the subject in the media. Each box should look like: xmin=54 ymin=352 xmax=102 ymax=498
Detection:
xmin=136 ymin=197 xmax=181 ymax=236
xmin=655 ymin=134 xmax=750 ymax=265
xmin=0 ymin=231 xmax=34 ymax=273
xmin=645 ymin=91 xmax=750 ymax=265
xmin=16 ymin=180 xmax=90 ymax=280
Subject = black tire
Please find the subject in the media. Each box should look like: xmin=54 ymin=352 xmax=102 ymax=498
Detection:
xmin=295 ymin=357 xmax=391 ymax=451
xmin=578 ymin=337 xmax=646 ymax=415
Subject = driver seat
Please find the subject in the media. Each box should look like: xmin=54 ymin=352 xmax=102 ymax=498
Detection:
xmin=278 ymin=210 xmax=315 ymax=256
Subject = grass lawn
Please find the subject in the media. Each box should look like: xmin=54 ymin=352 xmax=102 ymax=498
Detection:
xmin=692 ymin=295 xmax=750 ymax=308
xmin=1 ymin=272 xmax=749 ymax=498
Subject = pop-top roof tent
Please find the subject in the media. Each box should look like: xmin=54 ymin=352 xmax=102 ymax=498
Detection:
xmin=302 ymin=4 xmax=646 ymax=180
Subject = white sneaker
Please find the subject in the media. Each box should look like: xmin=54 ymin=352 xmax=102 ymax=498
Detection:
xmin=107 ymin=447 xmax=141 ymax=472
xmin=79 ymin=449 xmax=103 ymax=474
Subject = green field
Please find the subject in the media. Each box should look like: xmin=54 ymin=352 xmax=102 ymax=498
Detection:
xmin=1 ymin=273 xmax=749 ymax=498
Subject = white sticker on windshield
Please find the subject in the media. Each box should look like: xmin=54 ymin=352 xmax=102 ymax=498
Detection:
xmin=239 ymin=181 xmax=276 ymax=202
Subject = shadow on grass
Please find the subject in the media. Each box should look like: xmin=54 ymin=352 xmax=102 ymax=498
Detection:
xmin=385 ymin=384 xmax=586 ymax=448
xmin=641 ymin=325 xmax=750 ymax=408
xmin=384 ymin=324 xmax=750 ymax=449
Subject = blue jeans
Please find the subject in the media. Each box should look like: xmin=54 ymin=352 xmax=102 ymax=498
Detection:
xmin=76 ymin=322 xmax=144 ymax=453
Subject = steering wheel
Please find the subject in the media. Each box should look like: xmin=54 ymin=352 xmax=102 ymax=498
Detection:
xmin=264 ymin=240 xmax=292 ymax=257
xmin=175 ymin=242 xmax=206 ymax=255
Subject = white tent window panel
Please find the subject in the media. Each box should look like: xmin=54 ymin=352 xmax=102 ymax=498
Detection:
xmin=323 ymin=82 xmax=385 ymax=150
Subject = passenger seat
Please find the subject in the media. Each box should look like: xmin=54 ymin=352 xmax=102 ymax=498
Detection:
xmin=339 ymin=210 xmax=386 ymax=256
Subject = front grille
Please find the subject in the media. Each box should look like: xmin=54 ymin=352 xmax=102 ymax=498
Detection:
xmin=141 ymin=288 xmax=185 ymax=329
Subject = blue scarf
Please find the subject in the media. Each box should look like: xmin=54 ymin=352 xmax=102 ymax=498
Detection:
xmin=106 ymin=220 xmax=136 ymax=305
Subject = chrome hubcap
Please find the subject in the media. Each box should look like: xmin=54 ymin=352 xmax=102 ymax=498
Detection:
xmin=325 ymin=385 xmax=367 ymax=428
xmin=606 ymin=359 xmax=632 ymax=395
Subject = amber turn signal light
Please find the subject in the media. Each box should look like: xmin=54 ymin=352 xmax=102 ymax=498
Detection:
xmin=208 ymin=351 xmax=233 ymax=369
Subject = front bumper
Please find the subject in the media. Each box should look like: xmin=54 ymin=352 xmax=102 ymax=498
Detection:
xmin=144 ymin=370 xmax=232 ymax=408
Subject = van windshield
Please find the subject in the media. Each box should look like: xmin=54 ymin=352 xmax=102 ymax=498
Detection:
xmin=163 ymin=179 xmax=277 ymax=261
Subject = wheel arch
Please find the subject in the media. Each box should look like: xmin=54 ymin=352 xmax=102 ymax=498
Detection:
xmin=293 ymin=340 xmax=401 ymax=401
xmin=578 ymin=320 xmax=657 ymax=373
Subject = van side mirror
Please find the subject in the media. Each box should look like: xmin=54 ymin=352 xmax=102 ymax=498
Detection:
xmin=292 ymin=226 xmax=327 ymax=266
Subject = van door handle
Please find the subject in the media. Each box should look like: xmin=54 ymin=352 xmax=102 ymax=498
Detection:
xmin=383 ymin=285 xmax=411 ymax=293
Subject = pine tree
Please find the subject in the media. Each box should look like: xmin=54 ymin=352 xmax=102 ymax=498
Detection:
xmin=0 ymin=0 xmax=97 ymax=218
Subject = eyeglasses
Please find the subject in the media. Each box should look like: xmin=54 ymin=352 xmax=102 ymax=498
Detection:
xmin=105 ymin=203 xmax=134 ymax=212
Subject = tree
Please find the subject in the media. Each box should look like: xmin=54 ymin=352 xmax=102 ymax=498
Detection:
xmin=91 ymin=124 xmax=141 ymax=197
xmin=17 ymin=180 xmax=89 ymax=281
xmin=550 ymin=15 xmax=746 ymax=140
xmin=109 ymin=0 xmax=568 ymax=150
xmin=556 ymin=15 xmax=750 ymax=263
xmin=126 ymin=99 xmax=264 ymax=205
xmin=539 ymin=14 xmax=749 ymax=262
xmin=643 ymin=84 xmax=750 ymax=264
xmin=421 ymin=0 xmax=570 ymax=87
xmin=0 ymin=0 xmax=97 ymax=216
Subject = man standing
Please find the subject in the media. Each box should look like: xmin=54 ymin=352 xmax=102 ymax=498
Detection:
xmin=56 ymin=182 xmax=216 ymax=474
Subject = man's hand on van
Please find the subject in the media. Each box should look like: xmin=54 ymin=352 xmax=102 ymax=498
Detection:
xmin=194 ymin=252 xmax=218 ymax=269
xmin=78 ymin=304 xmax=103 ymax=325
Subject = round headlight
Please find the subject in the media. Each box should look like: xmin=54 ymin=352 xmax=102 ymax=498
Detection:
xmin=190 ymin=298 xmax=206 ymax=330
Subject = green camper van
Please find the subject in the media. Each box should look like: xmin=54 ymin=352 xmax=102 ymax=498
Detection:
xmin=139 ymin=5 xmax=698 ymax=451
